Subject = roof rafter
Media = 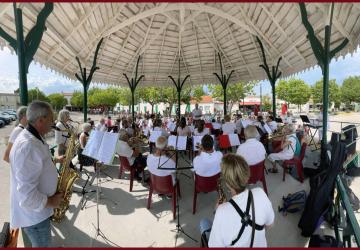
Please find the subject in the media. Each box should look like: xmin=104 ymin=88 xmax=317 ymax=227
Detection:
xmin=154 ymin=27 xmax=167 ymax=84
xmin=192 ymin=22 xmax=204 ymax=84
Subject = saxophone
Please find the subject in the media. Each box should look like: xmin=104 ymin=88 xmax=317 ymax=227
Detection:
xmin=52 ymin=127 xmax=80 ymax=222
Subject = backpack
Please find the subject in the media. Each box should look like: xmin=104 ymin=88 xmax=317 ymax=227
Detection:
xmin=278 ymin=190 xmax=307 ymax=215
xmin=290 ymin=135 xmax=301 ymax=156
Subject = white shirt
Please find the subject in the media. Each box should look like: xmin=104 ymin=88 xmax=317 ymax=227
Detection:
xmin=177 ymin=126 xmax=191 ymax=136
xmin=9 ymin=125 xmax=25 ymax=144
xmin=212 ymin=122 xmax=221 ymax=130
xmin=267 ymin=121 xmax=278 ymax=132
xmin=194 ymin=127 xmax=210 ymax=136
xmin=9 ymin=129 xmax=58 ymax=228
xmin=193 ymin=151 xmax=222 ymax=177
xmin=95 ymin=123 xmax=107 ymax=132
xmin=192 ymin=108 xmax=202 ymax=120
xmin=236 ymin=138 xmax=266 ymax=166
xmin=116 ymin=140 xmax=135 ymax=165
xmin=55 ymin=121 xmax=70 ymax=146
xmin=148 ymin=119 xmax=153 ymax=130
xmin=209 ymin=188 xmax=274 ymax=247
xmin=154 ymin=126 xmax=169 ymax=137
xmin=222 ymin=122 xmax=236 ymax=135
xmin=235 ymin=120 xmax=243 ymax=134
xmin=146 ymin=154 xmax=176 ymax=184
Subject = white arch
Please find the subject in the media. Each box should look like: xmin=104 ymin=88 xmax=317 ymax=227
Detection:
xmin=103 ymin=3 xmax=256 ymax=37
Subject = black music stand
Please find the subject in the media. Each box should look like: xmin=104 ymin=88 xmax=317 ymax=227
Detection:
xmin=156 ymin=136 xmax=198 ymax=246
xmin=300 ymin=115 xmax=322 ymax=151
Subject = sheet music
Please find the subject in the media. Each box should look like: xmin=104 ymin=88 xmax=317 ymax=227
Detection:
xmin=168 ymin=135 xmax=187 ymax=150
xmin=263 ymin=123 xmax=273 ymax=135
xmin=82 ymin=130 xmax=104 ymax=159
xmin=168 ymin=123 xmax=177 ymax=132
xmin=97 ymin=132 xmax=119 ymax=164
xmin=192 ymin=135 xmax=215 ymax=151
xmin=149 ymin=130 xmax=162 ymax=143
xmin=228 ymin=133 xmax=240 ymax=146
xmin=241 ymin=119 xmax=253 ymax=128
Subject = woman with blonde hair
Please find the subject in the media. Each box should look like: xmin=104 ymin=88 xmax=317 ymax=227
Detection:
xmin=200 ymin=154 xmax=274 ymax=247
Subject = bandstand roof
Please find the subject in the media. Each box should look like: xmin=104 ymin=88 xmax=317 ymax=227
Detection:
xmin=1 ymin=2 xmax=360 ymax=87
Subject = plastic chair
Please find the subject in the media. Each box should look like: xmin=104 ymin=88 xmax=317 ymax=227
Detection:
xmin=118 ymin=156 xmax=144 ymax=192
xmin=204 ymin=123 xmax=213 ymax=130
xmin=193 ymin=173 xmax=221 ymax=214
xmin=248 ymin=160 xmax=268 ymax=194
xmin=218 ymin=135 xmax=231 ymax=152
xmin=147 ymin=173 xmax=180 ymax=220
xmin=282 ymin=143 xmax=307 ymax=183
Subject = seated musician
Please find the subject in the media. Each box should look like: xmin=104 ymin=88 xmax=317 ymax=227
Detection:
xmin=194 ymin=120 xmax=210 ymax=136
xmin=78 ymin=123 xmax=95 ymax=168
xmin=235 ymin=114 xmax=243 ymax=134
xmin=267 ymin=124 xmax=297 ymax=173
xmin=122 ymin=119 xmax=134 ymax=137
xmin=199 ymin=154 xmax=274 ymax=247
xmin=266 ymin=115 xmax=277 ymax=132
xmin=146 ymin=136 xmax=176 ymax=185
xmin=116 ymin=130 xmax=146 ymax=181
xmin=193 ymin=135 xmax=222 ymax=177
xmin=95 ymin=118 xmax=107 ymax=132
xmin=153 ymin=119 xmax=169 ymax=137
xmin=177 ymin=116 xmax=191 ymax=137
xmin=236 ymin=125 xmax=266 ymax=166
xmin=221 ymin=115 xmax=236 ymax=135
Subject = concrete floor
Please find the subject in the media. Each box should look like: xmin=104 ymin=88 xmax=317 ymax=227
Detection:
xmin=0 ymin=111 xmax=359 ymax=247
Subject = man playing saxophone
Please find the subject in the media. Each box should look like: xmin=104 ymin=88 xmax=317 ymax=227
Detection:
xmin=9 ymin=101 xmax=65 ymax=247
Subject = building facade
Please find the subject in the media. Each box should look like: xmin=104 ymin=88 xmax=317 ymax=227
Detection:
xmin=0 ymin=93 xmax=20 ymax=110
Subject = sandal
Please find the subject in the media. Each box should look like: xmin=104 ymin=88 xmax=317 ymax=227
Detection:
xmin=268 ymin=168 xmax=279 ymax=173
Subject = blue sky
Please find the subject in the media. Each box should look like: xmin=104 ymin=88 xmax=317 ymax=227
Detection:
xmin=0 ymin=46 xmax=360 ymax=96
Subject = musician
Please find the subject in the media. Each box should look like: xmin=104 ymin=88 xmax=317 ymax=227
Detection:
xmin=9 ymin=101 xmax=64 ymax=247
xmin=78 ymin=123 xmax=95 ymax=169
xmin=55 ymin=109 xmax=72 ymax=155
xmin=268 ymin=124 xmax=297 ymax=173
xmin=106 ymin=116 xmax=112 ymax=128
xmin=153 ymin=119 xmax=169 ymax=137
xmin=192 ymin=103 xmax=203 ymax=124
xmin=236 ymin=125 xmax=266 ymax=166
xmin=266 ymin=115 xmax=277 ymax=132
xmin=193 ymin=135 xmax=222 ymax=177
xmin=3 ymin=106 xmax=28 ymax=163
xmin=235 ymin=114 xmax=243 ymax=134
xmin=116 ymin=130 xmax=146 ymax=181
xmin=177 ymin=116 xmax=191 ymax=137
xmin=199 ymin=154 xmax=274 ymax=247
xmin=146 ymin=136 xmax=176 ymax=185
xmin=95 ymin=118 xmax=107 ymax=132
xmin=221 ymin=115 xmax=236 ymax=135
xmin=194 ymin=120 xmax=210 ymax=136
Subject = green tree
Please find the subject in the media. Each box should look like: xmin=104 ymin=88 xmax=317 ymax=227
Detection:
xmin=276 ymin=79 xmax=311 ymax=111
xmin=209 ymin=81 xmax=256 ymax=113
xmin=48 ymin=93 xmax=67 ymax=111
xmin=276 ymin=80 xmax=291 ymax=103
xmin=312 ymin=79 xmax=341 ymax=109
xmin=70 ymin=91 xmax=83 ymax=108
xmin=88 ymin=88 xmax=118 ymax=110
xmin=192 ymin=85 xmax=205 ymax=103
xmin=262 ymin=95 xmax=272 ymax=112
xmin=27 ymin=88 xmax=49 ymax=103
xmin=162 ymin=87 xmax=177 ymax=116
xmin=138 ymin=86 xmax=161 ymax=114
xmin=341 ymin=76 xmax=360 ymax=106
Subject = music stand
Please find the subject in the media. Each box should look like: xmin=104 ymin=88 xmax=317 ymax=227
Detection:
xmin=300 ymin=115 xmax=322 ymax=151
xmin=73 ymin=169 xmax=96 ymax=210
xmin=156 ymin=136 xmax=198 ymax=246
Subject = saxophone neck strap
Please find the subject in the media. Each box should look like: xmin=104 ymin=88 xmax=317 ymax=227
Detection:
xmin=229 ymin=190 xmax=264 ymax=247
xmin=26 ymin=124 xmax=45 ymax=144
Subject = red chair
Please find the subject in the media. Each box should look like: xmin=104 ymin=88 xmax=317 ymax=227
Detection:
xmin=205 ymin=123 xmax=213 ymax=130
xmin=282 ymin=143 xmax=307 ymax=183
xmin=147 ymin=174 xmax=180 ymax=220
xmin=193 ymin=173 xmax=221 ymax=214
xmin=118 ymin=156 xmax=144 ymax=192
xmin=218 ymin=135 xmax=231 ymax=152
xmin=248 ymin=160 xmax=268 ymax=195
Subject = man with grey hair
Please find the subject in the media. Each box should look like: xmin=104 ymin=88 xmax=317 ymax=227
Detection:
xmin=55 ymin=109 xmax=72 ymax=155
xmin=236 ymin=125 xmax=266 ymax=166
xmin=146 ymin=136 xmax=176 ymax=185
xmin=9 ymin=101 xmax=64 ymax=247
xmin=95 ymin=117 xmax=107 ymax=132
xmin=116 ymin=129 xmax=146 ymax=181
xmin=3 ymin=106 xmax=28 ymax=162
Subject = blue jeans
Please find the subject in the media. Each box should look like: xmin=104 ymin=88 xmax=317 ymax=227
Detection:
xmin=23 ymin=218 xmax=51 ymax=247
xmin=199 ymin=218 xmax=213 ymax=241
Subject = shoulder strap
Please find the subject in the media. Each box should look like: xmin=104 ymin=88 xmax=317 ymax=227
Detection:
xmin=249 ymin=191 xmax=256 ymax=247
xmin=229 ymin=191 xmax=264 ymax=247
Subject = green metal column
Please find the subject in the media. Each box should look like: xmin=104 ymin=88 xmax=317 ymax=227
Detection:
xmin=322 ymin=25 xmax=331 ymax=153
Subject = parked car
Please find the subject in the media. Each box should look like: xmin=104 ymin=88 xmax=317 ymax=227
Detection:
xmin=0 ymin=112 xmax=15 ymax=121
xmin=0 ymin=115 xmax=11 ymax=125
xmin=0 ymin=119 xmax=4 ymax=128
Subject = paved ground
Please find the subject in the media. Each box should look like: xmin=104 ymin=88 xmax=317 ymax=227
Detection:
xmin=0 ymin=112 xmax=359 ymax=247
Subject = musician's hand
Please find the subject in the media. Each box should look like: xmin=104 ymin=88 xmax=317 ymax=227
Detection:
xmin=46 ymin=192 xmax=64 ymax=208
xmin=56 ymin=155 xmax=66 ymax=164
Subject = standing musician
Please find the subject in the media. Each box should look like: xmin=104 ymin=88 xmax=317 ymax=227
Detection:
xmin=192 ymin=103 xmax=203 ymax=127
xmin=55 ymin=109 xmax=72 ymax=155
xmin=199 ymin=154 xmax=274 ymax=247
xmin=3 ymin=106 xmax=28 ymax=163
xmin=9 ymin=101 xmax=65 ymax=247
